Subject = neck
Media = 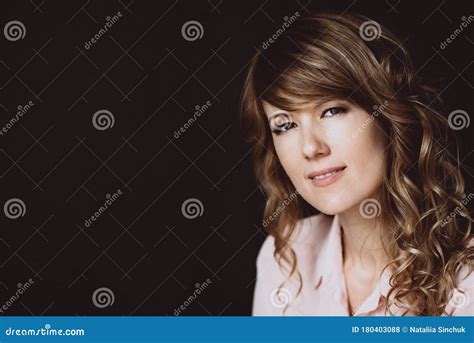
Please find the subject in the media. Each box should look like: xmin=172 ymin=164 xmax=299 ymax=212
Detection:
xmin=338 ymin=204 xmax=390 ymax=272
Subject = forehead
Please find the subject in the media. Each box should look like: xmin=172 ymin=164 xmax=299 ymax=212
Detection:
xmin=262 ymin=102 xmax=281 ymax=117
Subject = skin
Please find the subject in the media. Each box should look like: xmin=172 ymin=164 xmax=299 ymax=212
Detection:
xmin=263 ymin=99 xmax=391 ymax=314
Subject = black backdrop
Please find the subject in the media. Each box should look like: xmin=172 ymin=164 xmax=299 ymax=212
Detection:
xmin=0 ymin=0 xmax=472 ymax=315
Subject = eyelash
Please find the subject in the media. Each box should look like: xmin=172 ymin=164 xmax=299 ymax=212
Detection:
xmin=272 ymin=121 xmax=296 ymax=135
xmin=271 ymin=106 xmax=348 ymax=135
xmin=323 ymin=106 xmax=347 ymax=117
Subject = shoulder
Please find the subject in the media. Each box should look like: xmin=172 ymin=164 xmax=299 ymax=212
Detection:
xmin=252 ymin=213 xmax=334 ymax=315
xmin=256 ymin=213 xmax=333 ymax=270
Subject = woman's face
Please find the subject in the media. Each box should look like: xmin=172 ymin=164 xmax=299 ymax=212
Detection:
xmin=263 ymin=99 xmax=387 ymax=215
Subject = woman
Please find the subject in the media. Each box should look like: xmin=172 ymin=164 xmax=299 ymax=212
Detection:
xmin=241 ymin=12 xmax=473 ymax=316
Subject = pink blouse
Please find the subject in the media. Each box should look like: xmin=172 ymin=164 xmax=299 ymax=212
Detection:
xmin=253 ymin=213 xmax=474 ymax=316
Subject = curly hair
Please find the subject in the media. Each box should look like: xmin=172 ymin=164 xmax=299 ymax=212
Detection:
xmin=240 ymin=12 xmax=473 ymax=315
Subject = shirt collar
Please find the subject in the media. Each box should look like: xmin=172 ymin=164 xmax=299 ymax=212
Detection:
xmin=313 ymin=214 xmax=345 ymax=286
xmin=313 ymin=214 xmax=394 ymax=315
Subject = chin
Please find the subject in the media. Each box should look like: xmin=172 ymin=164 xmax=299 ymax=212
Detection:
xmin=314 ymin=204 xmax=347 ymax=216
xmin=304 ymin=195 xmax=354 ymax=216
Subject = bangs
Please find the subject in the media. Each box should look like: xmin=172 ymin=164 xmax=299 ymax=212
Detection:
xmin=248 ymin=14 xmax=386 ymax=115
xmin=253 ymin=43 xmax=361 ymax=113
xmin=256 ymin=62 xmax=353 ymax=112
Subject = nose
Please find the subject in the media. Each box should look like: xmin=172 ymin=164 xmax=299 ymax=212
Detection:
xmin=300 ymin=124 xmax=329 ymax=160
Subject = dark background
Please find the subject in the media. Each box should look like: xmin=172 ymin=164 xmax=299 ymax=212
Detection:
xmin=0 ymin=0 xmax=472 ymax=315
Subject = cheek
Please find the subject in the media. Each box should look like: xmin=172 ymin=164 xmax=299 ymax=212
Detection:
xmin=342 ymin=121 xmax=387 ymax=197
xmin=355 ymin=123 xmax=386 ymax=173
xmin=273 ymin=136 xmax=302 ymax=179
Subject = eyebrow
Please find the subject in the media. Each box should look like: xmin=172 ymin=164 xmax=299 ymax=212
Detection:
xmin=268 ymin=110 xmax=290 ymax=120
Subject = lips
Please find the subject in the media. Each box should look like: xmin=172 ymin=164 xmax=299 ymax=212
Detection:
xmin=307 ymin=166 xmax=346 ymax=180
xmin=307 ymin=166 xmax=346 ymax=187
